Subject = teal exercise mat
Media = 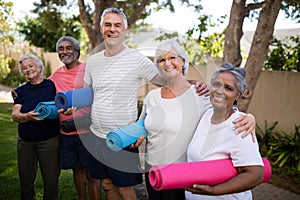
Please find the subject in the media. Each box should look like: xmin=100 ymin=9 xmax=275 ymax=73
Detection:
xmin=55 ymin=87 xmax=93 ymax=110
xmin=106 ymin=120 xmax=148 ymax=151
xmin=34 ymin=101 xmax=59 ymax=119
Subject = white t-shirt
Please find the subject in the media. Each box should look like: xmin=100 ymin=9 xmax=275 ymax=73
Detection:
xmin=140 ymin=85 xmax=210 ymax=165
xmin=185 ymin=108 xmax=264 ymax=200
xmin=84 ymin=47 xmax=158 ymax=138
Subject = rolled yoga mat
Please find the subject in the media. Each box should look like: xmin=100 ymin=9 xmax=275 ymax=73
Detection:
xmin=61 ymin=113 xmax=91 ymax=133
xmin=149 ymin=157 xmax=272 ymax=190
xmin=106 ymin=120 xmax=147 ymax=151
xmin=34 ymin=101 xmax=59 ymax=119
xmin=55 ymin=87 xmax=93 ymax=110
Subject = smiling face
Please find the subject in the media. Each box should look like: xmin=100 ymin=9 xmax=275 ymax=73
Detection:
xmin=157 ymin=51 xmax=185 ymax=79
xmin=100 ymin=12 xmax=127 ymax=49
xmin=210 ymin=71 xmax=241 ymax=112
xmin=57 ymin=41 xmax=79 ymax=66
xmin=20 ymin=58 xmax=42 ymax=81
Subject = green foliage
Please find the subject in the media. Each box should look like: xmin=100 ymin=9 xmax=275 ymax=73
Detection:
xmin=16 ymin=0 xmax=84 ymax=52
xmin=0 ymin=1 xmax=14 ymax=82
xmin=267 ymin=125 xmax=300 ymax=171
xmin=256 ymin=121 xmax=279 ymax=155
xmin=0 ymin=0 xmax=14 ymax=52
xmin=256 ymin=121 xmax=300 ymax=172
xmin=186 ymin=14 xmax=225 ymax=60
xmin=282 ymin=0 xmax=300 ymax=22
xmin=155 ymin=13 xmax=225 ymax=66
xmin=264 ymin=35 xmax=300 ymax=71
xmin=0 ymin=54 xmax=10 ymax=81
xmin=0 ymin=58 xmax=26 ymax=87
xmin=0 ymin=103 xmax=19 ymax=199
xmin=17 ymin=14 xmax=83 ymax=52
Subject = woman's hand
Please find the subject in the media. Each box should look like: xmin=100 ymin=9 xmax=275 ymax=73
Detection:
xmin=11 ymin=88 xmax=17 ymax=99
xmin=233 ymin=113 xmax=256 ymax=142
xmin=186 ymin=184 xmax=214 ymax=195
xmin=26 ymin=111 xmax=44 ymax=121
xmin=58 ymin=107 xmax=77 ymax=116
xmin=188 ymin=80 xmax=210 ymax=96
xmin=130 ymin=136 xmax=145 ymax=148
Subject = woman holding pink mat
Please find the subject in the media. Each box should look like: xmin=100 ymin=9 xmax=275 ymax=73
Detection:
xmin=185 ymin=63 xmax=264 ymax=199
xmin=137 ymin=40 xmax=257 ymax=200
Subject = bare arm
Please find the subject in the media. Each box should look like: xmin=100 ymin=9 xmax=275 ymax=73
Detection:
xmin=186 ymin=165 xmax=264 ymax=195
xmin=149 ymin=74 xmax=167 ymax=87
xmin=12 ymin=104 xmax=42 ymax=123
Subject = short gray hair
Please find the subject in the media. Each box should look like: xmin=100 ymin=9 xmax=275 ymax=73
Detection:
xmin=211 ymin=62 xmax=246 ymax=94
xmin=154 ymin=39 xmax=189 ymax=75
xmin=100 ymin=7 xmax=128 ymax=29
xmin=18 ymin=54 xmax=44 ymax=76
xmin=55 ymin=36 xmax=80 ymax=58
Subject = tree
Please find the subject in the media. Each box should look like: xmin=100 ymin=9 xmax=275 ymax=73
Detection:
xmin=0 ymin=0 xmax=14 ymax=80
xmin=77 ymin=0 xmax=172 ymax=53
xmin=19 ymin=0 xmax=194 ymax=53
xmin=17 ymin=1 xmax=83 ymax=52
xmin=264 ymin=36 xmax=300 ymax=72
xmin=223 ymin=0 xmax=299 ymax=111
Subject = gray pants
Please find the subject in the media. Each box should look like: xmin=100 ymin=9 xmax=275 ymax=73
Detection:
xmin=17 ymin=136 xmax=60 ymax=200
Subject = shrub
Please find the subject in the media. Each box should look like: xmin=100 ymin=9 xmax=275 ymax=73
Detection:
xmin=256 ymin=121 xmax=300 ymax=172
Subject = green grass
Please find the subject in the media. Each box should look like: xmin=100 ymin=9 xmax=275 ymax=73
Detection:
xmin=0 ymin=103 xmax=78 ymax=199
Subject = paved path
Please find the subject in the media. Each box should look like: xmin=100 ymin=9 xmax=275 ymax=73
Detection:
xmin=134 ymin=182 xmax=300 ymax=200
xmin=0 ymin=84 xmax=13 ymax=103
xmin=1 ymin=84 xmax=299 ymax=200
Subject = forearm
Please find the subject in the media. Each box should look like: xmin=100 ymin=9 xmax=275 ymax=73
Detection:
xmin=149 ymin=74 xmax=167 ymax=87
xmin=209 ymin=166 xmax=264 ymax=195
xmin=12 ymin=112 xmax=29 ymax=123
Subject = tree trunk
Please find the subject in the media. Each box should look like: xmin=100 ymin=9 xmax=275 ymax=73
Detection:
xmin=78 ymin=0 xmax=153 ymax=55
xmin=223 ymin=0 xmax=246 ymax=67
xmin=238 ymin=0 xmax=282 ymax=112
xmin=78 ymin=0 xmax=113 ymax=52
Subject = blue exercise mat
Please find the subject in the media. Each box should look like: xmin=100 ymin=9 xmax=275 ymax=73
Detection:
xmin=55 ymin=87 xmax=93 ymax=110
xmin=34 ymin=101 xmax=59 ymax=119
xmin=106 ymin=120 xmax=148 ymax=151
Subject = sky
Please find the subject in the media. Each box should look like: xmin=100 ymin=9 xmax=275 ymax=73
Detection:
xmin=10 ymin=0 xmax=299 ymax=35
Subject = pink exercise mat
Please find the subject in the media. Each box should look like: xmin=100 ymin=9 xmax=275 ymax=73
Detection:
xmin=149 ymin=157 xmax=272 ymax=190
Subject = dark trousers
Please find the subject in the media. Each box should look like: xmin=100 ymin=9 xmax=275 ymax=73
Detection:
xmin=17 ymin=136 xmax=60 ymax=200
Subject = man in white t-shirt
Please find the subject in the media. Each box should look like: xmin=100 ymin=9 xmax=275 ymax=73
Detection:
xmin=82 ymin=7 xmax=205 ymax=200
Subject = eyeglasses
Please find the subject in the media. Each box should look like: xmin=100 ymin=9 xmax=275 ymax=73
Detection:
xmin=157 ymin=56 xmax=180 ymax=64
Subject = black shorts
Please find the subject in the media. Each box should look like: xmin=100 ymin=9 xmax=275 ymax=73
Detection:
xmin=59 ymin=133 xmax=94 ymax=170
xmin=81 ymin=132 xmax=143 ymax=187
